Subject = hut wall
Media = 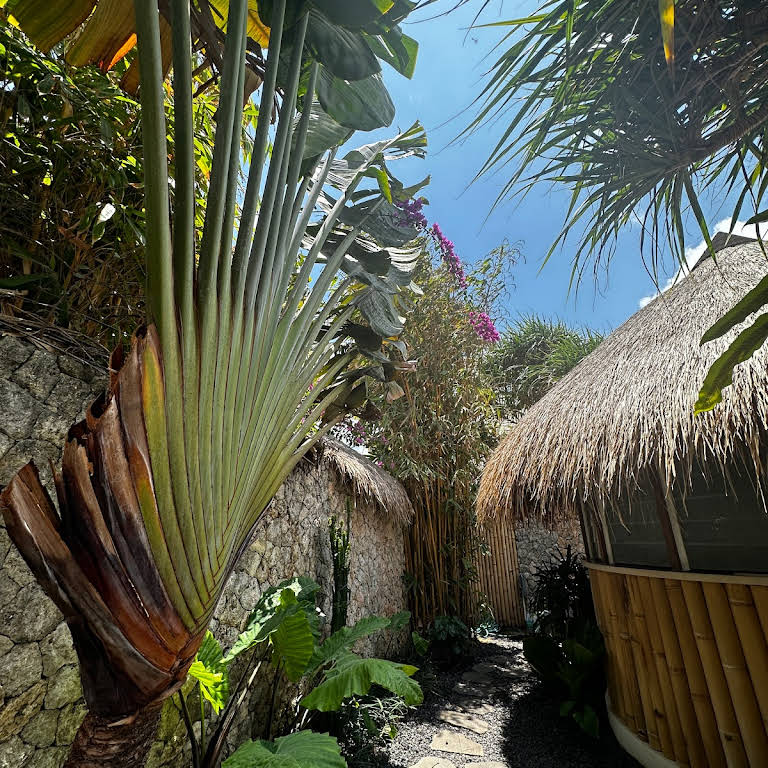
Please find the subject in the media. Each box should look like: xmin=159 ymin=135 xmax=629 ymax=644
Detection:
xmin=0 ymin=334 xmax=408 ymax=768
xmin=589 ymin=562 xmax=768 ymax=768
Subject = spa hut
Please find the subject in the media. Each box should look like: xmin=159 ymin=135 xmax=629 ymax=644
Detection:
xmin=477 ymin=236 xmax=768 ymax=767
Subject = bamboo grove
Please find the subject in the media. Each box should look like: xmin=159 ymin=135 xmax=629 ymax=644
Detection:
xmin=0 ymin=0 xmax=427 ymax=763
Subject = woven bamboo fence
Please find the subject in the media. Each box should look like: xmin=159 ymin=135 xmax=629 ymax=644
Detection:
xmin=477 ymin=519 xmax=525 ymax=628
xmin=589 ymin=562 xmax=768 ymax=768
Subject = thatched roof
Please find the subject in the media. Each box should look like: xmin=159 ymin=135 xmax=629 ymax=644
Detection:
xmin=478 ymin=239 xmax=768 ymax=524
xmin=319 ymin=439 xmax=413 ymax=525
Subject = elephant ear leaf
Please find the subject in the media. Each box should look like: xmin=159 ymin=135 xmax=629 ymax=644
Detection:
xmin=188 ymin=631 xmax=229 ymax=714
xmin=223 ymin=730 xmax=346 ymax=768
xmin=300 ymin=651 xmax=422 ymax=711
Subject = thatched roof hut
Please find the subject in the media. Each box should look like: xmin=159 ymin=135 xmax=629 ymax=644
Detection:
xmin=478 ymin=238 xmax=768 ymax=534
xmin=319 ymin=439 xmax=414 ymax=526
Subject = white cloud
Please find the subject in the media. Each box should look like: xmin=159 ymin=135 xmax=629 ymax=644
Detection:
xmin=638 ymin=219 xmax=764 ymax=309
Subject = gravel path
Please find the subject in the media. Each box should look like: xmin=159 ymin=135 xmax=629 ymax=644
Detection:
xmin=381 ymin=635 xmax=640 ymax=768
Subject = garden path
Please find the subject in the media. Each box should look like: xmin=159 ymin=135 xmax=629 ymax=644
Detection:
xmin=384 ymin=635 xmax=639 ymax=768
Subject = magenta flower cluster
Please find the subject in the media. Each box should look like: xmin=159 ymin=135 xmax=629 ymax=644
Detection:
xmin=395 ymin=197 xmax=428 ymax=229
xmin=430 ymin=223 xmax=467 ymax=289
xmin=468 ymin=311 xmax=500 ymax=343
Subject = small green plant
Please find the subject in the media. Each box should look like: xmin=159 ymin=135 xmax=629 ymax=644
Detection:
xmin=428 ymin=615 xmax=472 ymax=665
xmin=180 ymin=577 xmax=420 ymax=767
xmin=523 ymin=549 xmax=604 ymax=738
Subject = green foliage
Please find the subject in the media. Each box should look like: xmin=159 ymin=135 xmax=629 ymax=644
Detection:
xmin=223 ymin=731 xmax=347 ymax=768
xmin=484 ymin=315 xmax=603 ymax=419
xmin=180 ymin=577 xmax=419 ymax=768
xmin=467 ymin=0 xmax=768 ymax=272
xmin=523 ymin=549 xmax=604 ymax=738
xmin=428 ymin=615 xmax=471 ymax=665
xmin=189 ymin=632 xmax=230 ymax=714
xmin=365 ymin=243 xmax=515 ymax=625
xmin=0 ymin=22 xmax=257 ymax=345
xmin=529 ymin=547 xmax=596 ymax=640
xmin=301 ymin=652 xmax=422 ymax=712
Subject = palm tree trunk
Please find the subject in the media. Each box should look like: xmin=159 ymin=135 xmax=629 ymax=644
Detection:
xmin=64 ymin=704 xmax=163 ymax=768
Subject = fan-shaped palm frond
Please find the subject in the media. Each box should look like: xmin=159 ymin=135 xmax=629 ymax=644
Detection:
xmin=0 ymin=1 xmax=426 ymax=765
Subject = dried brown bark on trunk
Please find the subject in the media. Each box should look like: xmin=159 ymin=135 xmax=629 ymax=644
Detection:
xmin=64 ymin=705 xmax=163 ymax=768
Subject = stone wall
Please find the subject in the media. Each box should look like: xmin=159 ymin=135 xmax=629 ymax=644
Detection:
xmin=515 ymin=518 xmax=584 ymax=619
xmin=0 ymin=334 xmax=408 ymax=768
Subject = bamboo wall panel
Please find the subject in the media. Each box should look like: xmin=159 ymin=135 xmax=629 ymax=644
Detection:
xmin=477 ymin=520 xmax=525 ymax=628
xmin=588 ymin=564 xmax=768 ymax=767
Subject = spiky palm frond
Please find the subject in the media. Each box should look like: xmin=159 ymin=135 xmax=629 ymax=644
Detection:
xmin=468 ymin=1 xmax=768 ymax=277
xmin=1 ymin=0 xmax=426 ymax=744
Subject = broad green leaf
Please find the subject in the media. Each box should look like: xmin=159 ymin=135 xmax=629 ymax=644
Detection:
xmin=223 ymin=730 xmax=346 ymax=768
xmin=7 ymin=0 xmax=97 ymax=52
xmin=363 ymin=27 xmax=418 ymax=79
xmin=269 ymin=595 xmax=316 ymax=682
xmin=189 ymin=631 xmax=229 ymax=714
xmin=357 ymin=289 xmax=406 ymax=338
xmin=310 ymin=0 xmax=392 ymax=29
xmin=307 ymin=9 xmax=380 ymax=82
xmin=317 ymin=70 xmax=394 ymax=131
xmin=300 ymin=651 xmax=422 ymax=711
xmin=695 ymin=313 xmax=768 ymax=414
xmin=307 ymin=615 xmax=392 ymax=672
xmin=225 ymin=577 xmax=320 ymax=662
xmin=296 ymin=101 xmax=352 ymax=162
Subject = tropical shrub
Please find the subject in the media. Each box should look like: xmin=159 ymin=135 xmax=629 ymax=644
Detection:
xmin=329 ymin=507 xmax=351 ymax=634
xmin=0 ymin=21 xmax=258 ymax=346
xmin=361 ymin=232 xmax=516 ymax=627
xmin=0 ymin=2 xmax=428 ymax=764
xmin=523 ymin=548 xmax=604 ymax=738
xmin=428 ymin=615 xmax=472 ymax=666
xmin=485 ymin=316 xmax=603 ymax=420
xmin=182 ymin=576 xmax=420 ymax=767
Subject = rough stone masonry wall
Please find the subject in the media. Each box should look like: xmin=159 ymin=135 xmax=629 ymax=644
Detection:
xmin=0 ymin=334 xmax=407 ymax=768
xmin=515 ymin=518 xmax=584 ymax=618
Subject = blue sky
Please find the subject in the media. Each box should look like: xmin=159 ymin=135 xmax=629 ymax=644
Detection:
xmin=367 ymin=1 xmax=745 ymax=335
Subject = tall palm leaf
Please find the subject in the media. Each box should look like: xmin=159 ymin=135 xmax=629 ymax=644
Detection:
xmin=0 ymin=1 xmax=426 ymax=765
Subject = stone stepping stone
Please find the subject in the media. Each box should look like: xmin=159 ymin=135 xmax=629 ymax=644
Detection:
xmin=465 ymin=762 xmax=507 ymax=768
xmin=438 ymin=709 xmax=490 ymax=734
xmin=430 ymin=729 xmax=484 ymax=757
xmin=409 ymin=758 xmax=457 ymax=768
xmin=461 ymin=668 xmax=496 ymax=685
xmin=453 ymin=699 xmax=496 ymax=717
xmin=453 ymin=680 xmax=495 ymax=698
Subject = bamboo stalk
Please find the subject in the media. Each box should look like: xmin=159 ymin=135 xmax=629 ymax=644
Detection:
xmin=681 ymin=580 xmax=748 ymax=767
xmin=590 ymin=571 xmax=622 ymax=719
xmin=751 ymin=586 xmax=768 ymax=642
xmin=663 ymin=578 xmax=725 ymax=768
xmin=728 ymin=584 xmax=768 ymax=733
xmin=703 ymin=581 xmax=768 ymax=765
xmin=602 ymin=572 xmax=645 ymax=734
xmin=637 ymin=576 xmax=691 ymax=767
xmin=626 ymin=576 xmax=670 ymax=756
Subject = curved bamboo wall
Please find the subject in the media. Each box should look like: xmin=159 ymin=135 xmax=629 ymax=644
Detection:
xmin=588 ymin=563 xmax=768 ymax=768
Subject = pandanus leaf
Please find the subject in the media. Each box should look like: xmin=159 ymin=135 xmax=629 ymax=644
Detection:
xmin=1 ymin=0 xmax=425 ymax=740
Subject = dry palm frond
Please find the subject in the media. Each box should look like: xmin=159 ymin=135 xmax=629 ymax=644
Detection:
xmin=321 ymin=439 xmax=414 ymax=526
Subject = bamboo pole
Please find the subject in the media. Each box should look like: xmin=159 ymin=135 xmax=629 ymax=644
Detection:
xmin=681 ymin=580 xmax=748 ymax=768
xmin=509 ymin=524 xmax=524 ymax=626
xmin=590 ymin=570 xmax=623 ymax=720
xmin=750 ymin=586 xmax=768 ymax=642
xmin=703 ymin=581 xmax=768 ymax=765
xmin=626 ymin=576 xmax=671 ymax=756
xmin=727 ymin=583 xmax=768 ymax=734
xmin=663 ymin=578 xmax=726 ymax=768
xmin=637 ymin=576 xmax=691 ymax=767
xmin=602 ymin=572 xmax=646 ymax=736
